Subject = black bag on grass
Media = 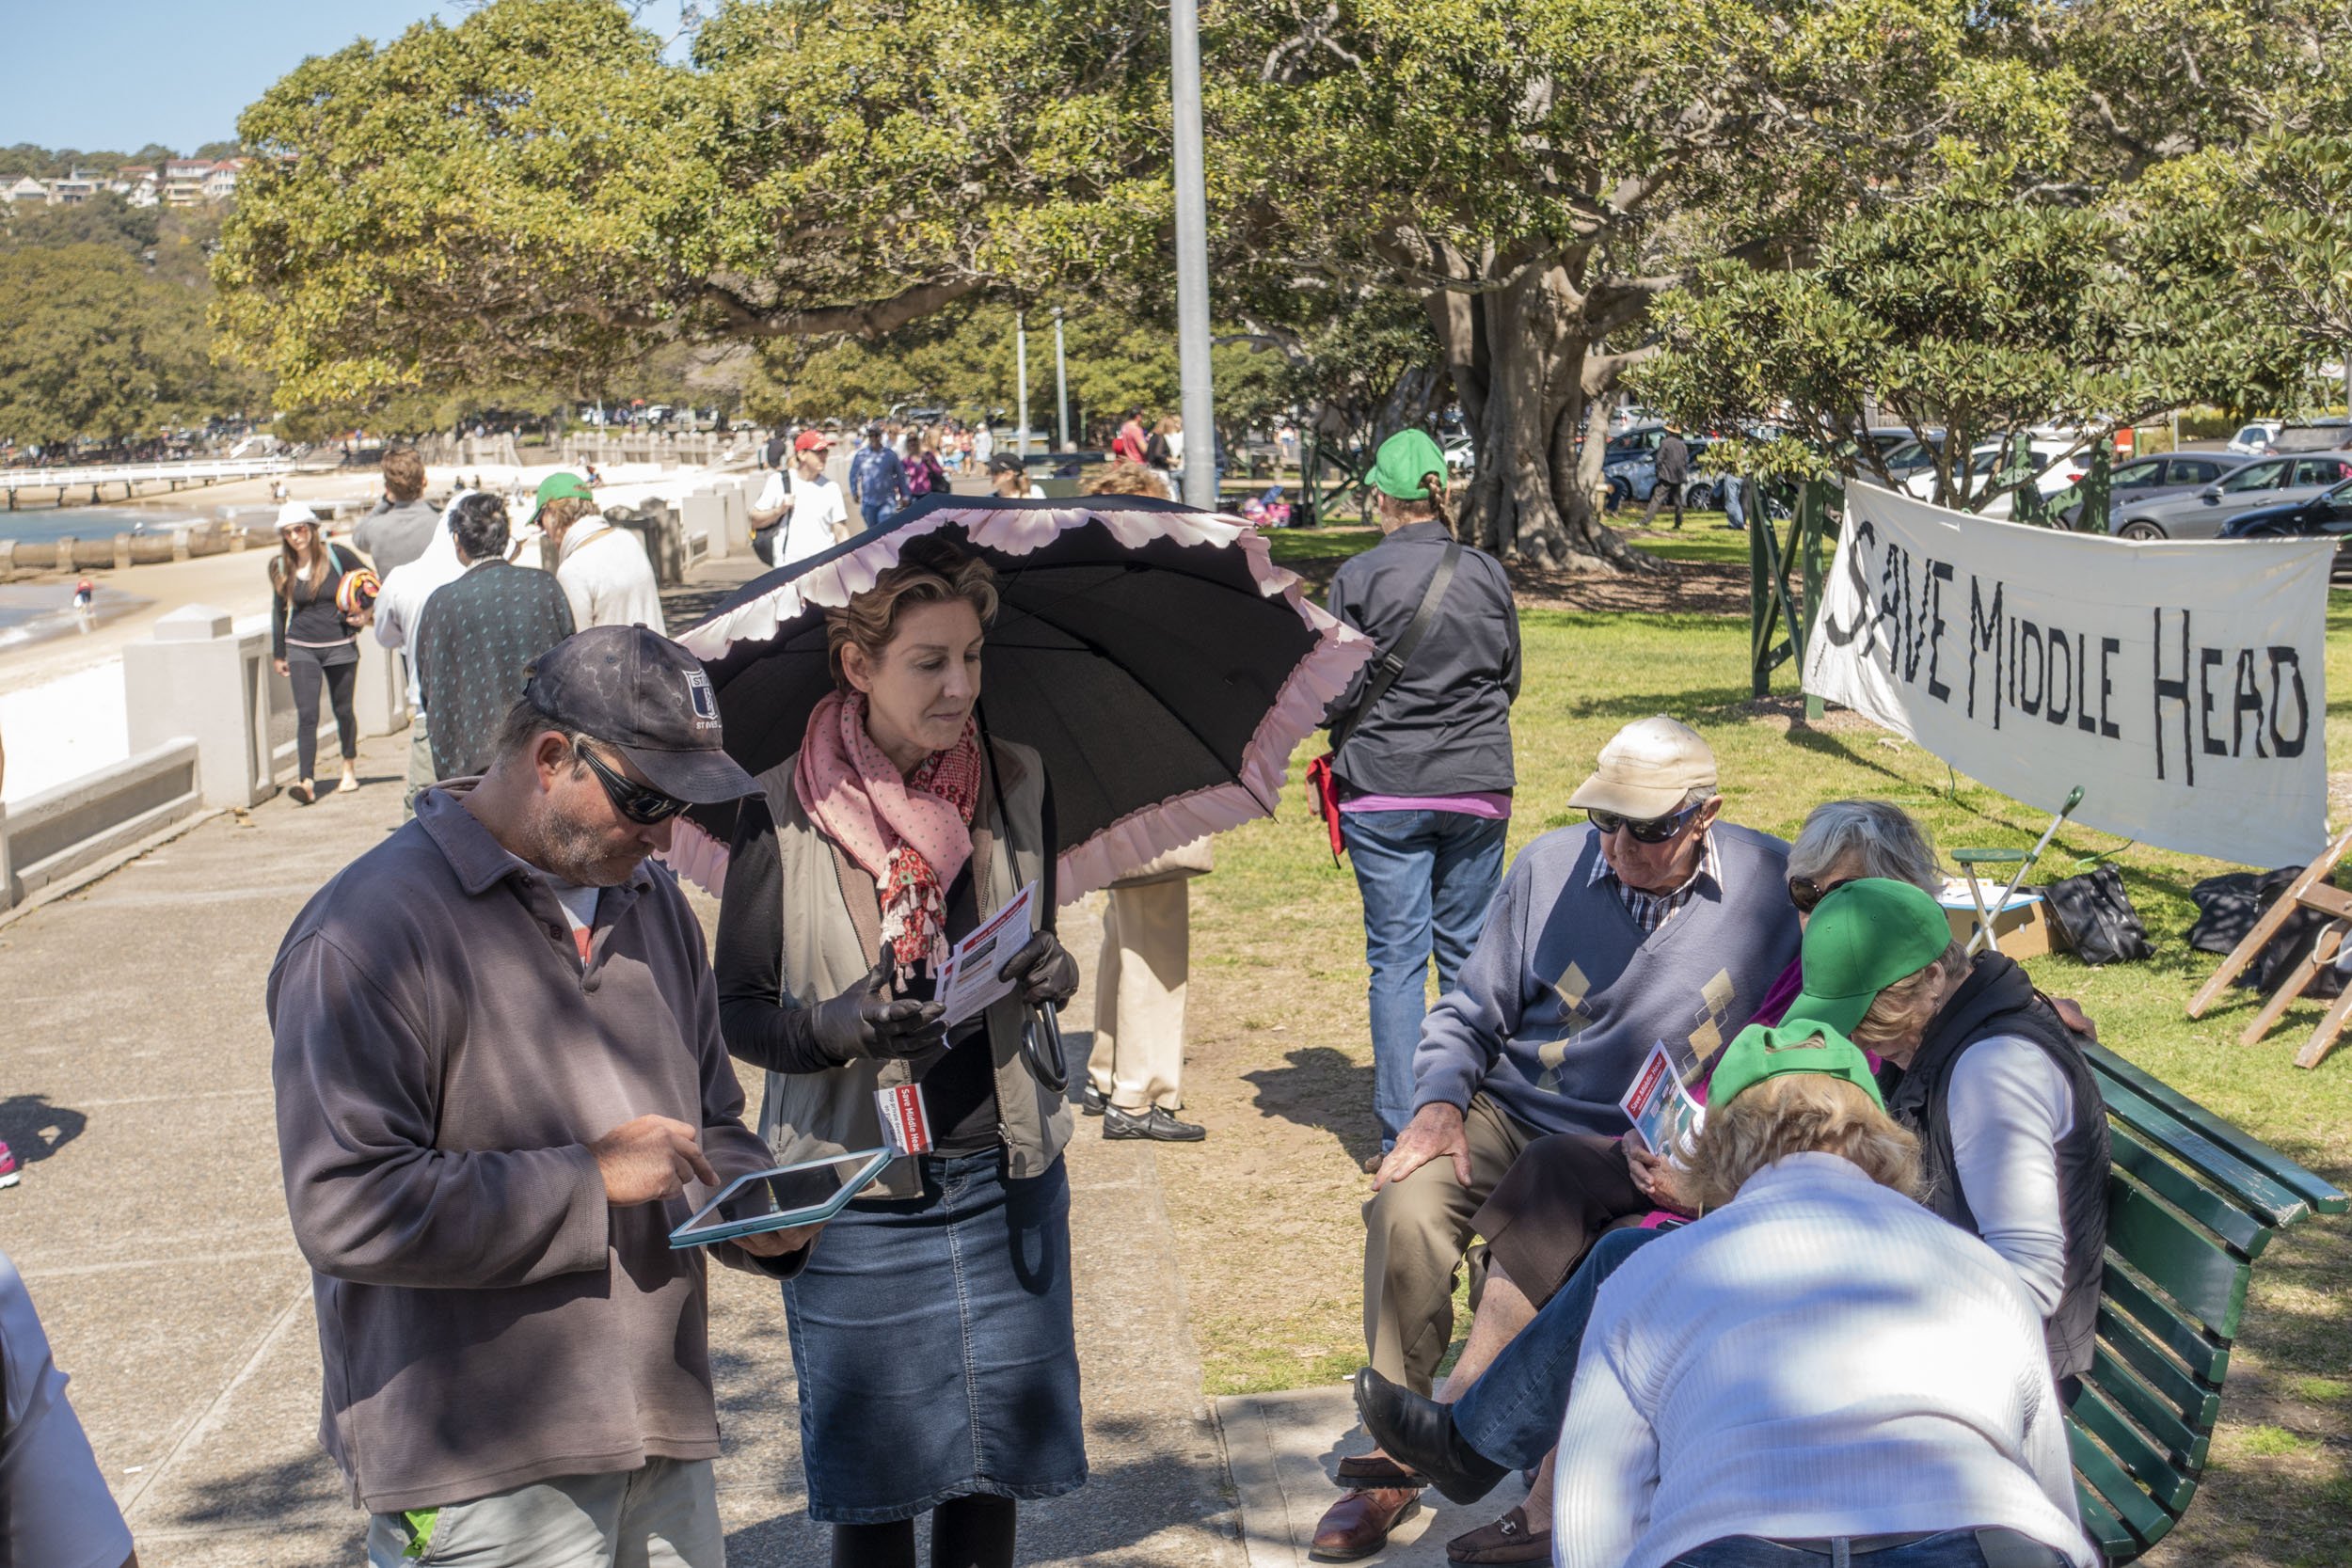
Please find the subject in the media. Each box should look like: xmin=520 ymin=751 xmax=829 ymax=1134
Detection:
xmin=2193 ymin=866 xmax=2348 ymax=998
xmin=2042 ymin=864 xmax=2152 ymax=965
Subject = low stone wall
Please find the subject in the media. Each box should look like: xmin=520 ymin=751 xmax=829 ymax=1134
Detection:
xmin=0 ymin=739 xmax=204 ymax=905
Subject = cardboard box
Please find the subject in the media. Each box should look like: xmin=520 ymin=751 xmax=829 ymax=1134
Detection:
xmin=1939 ymin=882 xmax=2054 ymax=959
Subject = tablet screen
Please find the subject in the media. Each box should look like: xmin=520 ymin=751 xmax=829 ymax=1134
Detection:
xmin=673 ymin=1150 xmax=887 ymax=1244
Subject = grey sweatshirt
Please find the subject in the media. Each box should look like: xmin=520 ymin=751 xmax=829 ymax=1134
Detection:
xmin=267 ymin=786 xmax=790 ymax=1513
xmin=1412 ymin=822 xmax=1801 ymax=1138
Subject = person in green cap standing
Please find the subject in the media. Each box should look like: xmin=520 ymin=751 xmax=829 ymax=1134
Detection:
xmin=531 ymin=471 xmax=667 ymax=636
xmin=1320 ymin=426 xmax=1520 ymax=1165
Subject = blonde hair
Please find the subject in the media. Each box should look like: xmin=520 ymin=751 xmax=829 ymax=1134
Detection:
xmin=539 ymin=495 xmax=597 ymax=535
xmin=1849 ymin=941 xmax=1971 ymax=1055
xmin=1083 ymin=459 xmax=1167 ymax=499
xmin=1687 ymin=1071 xmax=1924 ymax=1212
xmin=827 ymin=545 xmax=1000 ymax=689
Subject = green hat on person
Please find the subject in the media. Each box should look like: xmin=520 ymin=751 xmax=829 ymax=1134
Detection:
xmin=525 ymin=470 xmax=595 ymax=528
xmin=1368 ymin=429 xmax=1448 ymax=499
xmin=1780 ymin=878 xmax=1954 ymax=1037
xmin=1708 ymin=1019 xmax=1885 ymax=1112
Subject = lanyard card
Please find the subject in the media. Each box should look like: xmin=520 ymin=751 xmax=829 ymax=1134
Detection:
xmin=875 ymin=1083 xmax=934 ymax=1156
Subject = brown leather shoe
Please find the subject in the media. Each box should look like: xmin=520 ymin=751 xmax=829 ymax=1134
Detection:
xmin=1310 ymin=1486 xmax=1422 ymax=1561
xmin=1445 ymin=1505 xmax=1550 ymax=1564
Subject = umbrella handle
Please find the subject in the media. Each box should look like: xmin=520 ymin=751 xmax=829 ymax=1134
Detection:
xmin=1024 ymin=1001 xmax=1071 ymax=1094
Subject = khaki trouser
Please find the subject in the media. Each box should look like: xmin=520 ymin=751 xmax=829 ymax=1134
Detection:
xmin=1089 ymin=879 xmax=1191 ymax=1112
xmin=1362 ymin=1094 xmax=1535 ymax=1394
xmin=403 ymin=719 xmax=436 ymax=820
xmin=364 ymin=1456 xmax=721 ymax=1567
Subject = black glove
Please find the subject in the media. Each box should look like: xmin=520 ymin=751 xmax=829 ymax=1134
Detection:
xmin=807 ymin=944 xmax=948 ymax=1064
xmin=996 ymin=930 xmax=1079 ymax=1007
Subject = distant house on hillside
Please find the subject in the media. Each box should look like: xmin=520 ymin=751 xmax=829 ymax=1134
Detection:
xmin=114 ymin=166 xmax=160 ymax=207
xmin=200 ymin=159 xmax=243 ymax=201
xmin=163 ymin=160 xmax=212 ymax=206
xmin=47 ymin=170 xmax=98 ymax=206
xmin=4 ymin=175 xmax=46 ymax=206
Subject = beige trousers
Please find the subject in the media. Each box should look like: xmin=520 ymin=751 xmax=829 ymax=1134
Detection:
xmin=1360 ymin=1094 xmax=1534 ymax=1394
xmin=1089 ymin=879 xmax=1191 ymax=1112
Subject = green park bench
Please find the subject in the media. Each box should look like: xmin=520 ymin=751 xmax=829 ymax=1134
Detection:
xmin=2067 ymin=1041 xmax=2347 ymax=1560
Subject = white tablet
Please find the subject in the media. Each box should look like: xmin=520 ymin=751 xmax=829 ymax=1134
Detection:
xmin=667 ymin=1148 xmax=893 ymax=1249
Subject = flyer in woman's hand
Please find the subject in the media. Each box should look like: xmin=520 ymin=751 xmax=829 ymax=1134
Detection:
xmin=1620 ymin=1039 xmax=1707 ymax=1166
xmin=933 ymin=880 xmax=1039 ymax=1026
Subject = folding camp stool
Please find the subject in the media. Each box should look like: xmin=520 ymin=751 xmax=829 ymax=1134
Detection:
xmin=1952 ymin=785 xmax=2085 ymax=957
xmin=2187 ymin=824 xmax=2352 ymax=1069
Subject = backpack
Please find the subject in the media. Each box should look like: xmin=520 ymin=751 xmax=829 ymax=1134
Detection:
xmin=2042 ymin=863 xmax=2153 ymax=966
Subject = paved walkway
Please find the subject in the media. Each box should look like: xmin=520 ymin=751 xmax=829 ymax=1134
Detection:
xmin=0 ymin=562 xmax=1242 ymax=1566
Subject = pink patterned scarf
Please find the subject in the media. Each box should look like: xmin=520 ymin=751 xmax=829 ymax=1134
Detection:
xmin=794 ymin=689 xmax=982 ymax=975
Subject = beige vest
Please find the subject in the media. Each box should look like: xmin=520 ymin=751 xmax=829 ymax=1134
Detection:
xmin=750 ymin=736 xmax=1073 ymax=1199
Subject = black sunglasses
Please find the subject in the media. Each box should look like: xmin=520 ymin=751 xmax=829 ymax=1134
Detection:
xmin=1788 ymin=874 xmax=1855 ymax=913
xmin=1586 ymin=803 xmax=1700 ymax=846
xmin=577 ymin=742 xmax=689 ymax=825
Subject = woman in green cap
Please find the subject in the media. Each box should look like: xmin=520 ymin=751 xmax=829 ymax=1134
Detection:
xmin=1319 ymin=426 xmax=1521 ymax=1164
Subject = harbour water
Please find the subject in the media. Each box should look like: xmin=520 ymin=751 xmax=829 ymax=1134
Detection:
xmin=0 ymin=505 xmax=208 ymax=547
xmin=0 ymin=581 xmax=151 ymax=650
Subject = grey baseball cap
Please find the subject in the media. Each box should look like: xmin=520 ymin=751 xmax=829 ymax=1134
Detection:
xmin=524 ymin=626 xmax=755 ymax=804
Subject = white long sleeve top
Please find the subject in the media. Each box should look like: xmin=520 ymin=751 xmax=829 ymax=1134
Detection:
xmin=1553 ymin=1153 xmax=2095 ymax=1568
xmin=1947 ymin=1033 xmax=2074 ymax=1316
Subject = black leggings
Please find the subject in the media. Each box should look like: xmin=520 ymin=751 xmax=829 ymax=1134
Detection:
xmin=289 ymin=652 xmax=358 ymax=781
xmin=830 ymin=1496 xmax=1017 ymax=1568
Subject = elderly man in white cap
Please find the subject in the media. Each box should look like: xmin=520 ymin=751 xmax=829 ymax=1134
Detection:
xmin=1312 ymin=715 xmax=1803 ymax=1562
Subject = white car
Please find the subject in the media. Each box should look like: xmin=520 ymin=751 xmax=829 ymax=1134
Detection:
xmin=1442 ymin=434 xmax=1476 ymax=474
xmin=1901 ymin=439 xmax=2090 ymax=518
xmin=2228 ymin=421 xmax=2283 ymax=456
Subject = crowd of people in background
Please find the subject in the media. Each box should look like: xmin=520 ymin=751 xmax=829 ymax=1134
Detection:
xmin=5 ymin=423 xmax=2108 ymax=1568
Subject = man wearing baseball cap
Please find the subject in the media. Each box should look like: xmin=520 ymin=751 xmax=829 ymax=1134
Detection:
xmin=847 ymin=420 xmax=912 ymax=528
xmin=271 ymin=625 xmax=812 ymax=1567
xmin=1318 ymin=714 xmax=1801 ymax=1559
xmin=751 ymin=429 xmax=850 ymax=566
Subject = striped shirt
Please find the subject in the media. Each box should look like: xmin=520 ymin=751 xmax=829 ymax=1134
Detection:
xmin=1589 ymin=832 xmax=1724 ymax=934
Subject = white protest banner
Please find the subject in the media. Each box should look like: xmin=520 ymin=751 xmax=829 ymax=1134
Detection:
xmin=1803 ymin=483 xmax=2333 ymax=869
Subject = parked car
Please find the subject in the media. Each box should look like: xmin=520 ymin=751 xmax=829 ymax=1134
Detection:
xmin=2219 ymin=478 xmax=2352 ymax=574
xmin=1602 ymin=432 xmax=1729 ymax=510
xmin=1442 ymin=433 xmax=1476 ymax=475
xmin=2115 ymin=451 xmax=2352 ymax=539
xmin=2227 ymin=420 xmax=2283 ymax=455
xmin=1871 ymin=435 xmax=1947 ymax=483
xmin=2058 ymin=451 xmax=2257 ymax=529
xmin=1902 ymin=438 xmax=2088 ymax=518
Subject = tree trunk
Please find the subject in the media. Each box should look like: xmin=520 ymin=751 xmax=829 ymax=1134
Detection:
xmin=1439 ymin=265 xmax=1661 ymax=573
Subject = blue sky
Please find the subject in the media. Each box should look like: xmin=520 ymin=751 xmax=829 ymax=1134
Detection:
xmin=1 ymin=2 xmax=692 ymax=154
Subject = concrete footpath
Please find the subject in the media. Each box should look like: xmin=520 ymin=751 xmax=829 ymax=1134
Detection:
xmin=0 ymin=565 xmax=1241 ymax=1565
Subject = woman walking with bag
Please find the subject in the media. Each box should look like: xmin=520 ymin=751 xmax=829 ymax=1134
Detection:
xmin=1321 ymin=430 xmax=1520 ymax=1163
xmin=714 ymin=540 xmax=1087 ymax=1568
xmin=267 ymin=500 xmax=365 ymax=805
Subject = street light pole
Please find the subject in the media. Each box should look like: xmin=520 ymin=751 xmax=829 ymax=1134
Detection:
xmin=1169 ymin=0 xmax=1215 ymax=509
xmin=1015 ymin=310 xmax=1030 ymax=460
xmin=1054 ymin=309 xmax=1070 ymax=451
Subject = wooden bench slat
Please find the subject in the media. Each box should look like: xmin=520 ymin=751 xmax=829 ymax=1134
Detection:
xmin=2107 ymin=1125 xmax=2268 ymax=1258
xmin=2085 ymin=1332 xmax=2212 ymax=1469
xmin=2106 ymin=1182 xmax=2251 ymax=1337
xmin=2073 ymin=1483 xmax=2136 ymax=1563
xmin=2097 ymin=1294 xmax=2225 ymax=1427
xmin=2084 ymin=1043 xmax=2349 ymax=1215
xmin=2069 ymin=1423 xmax=2175 ymax=1545
xmin=2068 ymin=1380 xmax=2200 ymax=1512
xmin=2091 ymin=1072 xmax=2310 ymax=1228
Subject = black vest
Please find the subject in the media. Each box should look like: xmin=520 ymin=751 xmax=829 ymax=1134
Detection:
xmin=1881 ymin=953 xmax=2109 ymax=1378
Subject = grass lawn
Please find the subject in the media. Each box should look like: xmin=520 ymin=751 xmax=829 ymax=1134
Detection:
xmin=1161 ymin=551 xmax=2352 ymax=1567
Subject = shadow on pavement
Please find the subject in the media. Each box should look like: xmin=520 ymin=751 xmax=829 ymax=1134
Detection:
xmin=1240 ymin=1047 xmax=1380 ymax=1167
xmin=0 ymin=1094 xmax=87 ymax=1163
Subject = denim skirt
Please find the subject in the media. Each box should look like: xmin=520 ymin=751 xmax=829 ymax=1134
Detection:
xmin=781 ymin=1148 xmax=1087 ymax=1523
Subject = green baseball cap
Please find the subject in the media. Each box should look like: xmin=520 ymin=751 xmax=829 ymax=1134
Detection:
xmin=1368 ymin=429 xmax=1448 ymax=499
xmin=1781 ymin=878 xmax=1954 ymax=1037
xmin=1708 ymin=1019 xmax=1885 ymax=1112
xmin=525 ymin=470 xmax=595 ymax=527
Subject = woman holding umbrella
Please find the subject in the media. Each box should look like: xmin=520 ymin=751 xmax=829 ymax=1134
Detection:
xmin=712 ymin=537 xmax=1087 ymax=1568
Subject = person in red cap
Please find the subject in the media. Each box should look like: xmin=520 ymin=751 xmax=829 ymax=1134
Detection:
xmin=751 ymin=429 xmax=850 ymax=566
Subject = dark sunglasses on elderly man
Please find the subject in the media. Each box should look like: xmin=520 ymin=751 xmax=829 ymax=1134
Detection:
xmin=577 ymin=742 xmax=690 ymax=825
xmin=1787 ymin=874 xmax=1856 ymax=913
xmin=1585 ymin=803 xmax=1700 ymax=846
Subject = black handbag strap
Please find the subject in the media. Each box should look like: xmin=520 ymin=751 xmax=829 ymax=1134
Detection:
xmin=1330 ymin=542 xmax=1462 ymax=759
